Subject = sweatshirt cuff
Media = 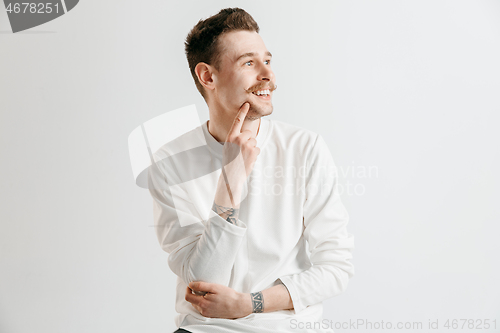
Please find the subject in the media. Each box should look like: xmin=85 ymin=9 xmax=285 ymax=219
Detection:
xmin=279 ymin=276 xmax=306 ymax=314
xmin=209 ymin=213 xmax=247 ymax=236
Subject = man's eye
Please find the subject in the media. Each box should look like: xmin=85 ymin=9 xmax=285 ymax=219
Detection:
xmin=265 ymin=60 xmax=271 ymax=65
xmin=245 ymin=61 xmax=252 ymax=66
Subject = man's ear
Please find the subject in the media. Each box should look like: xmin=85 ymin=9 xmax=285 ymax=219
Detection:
xmin=195 ymin=62 xmax=216 ymax=92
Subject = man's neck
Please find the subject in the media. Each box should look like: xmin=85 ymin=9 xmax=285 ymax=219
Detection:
xmin=207 ymin=112 xmax=261 ymax=143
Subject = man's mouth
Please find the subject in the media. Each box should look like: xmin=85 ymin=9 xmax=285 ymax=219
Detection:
xmin=252 ymin=89 xmax=271 ymax=97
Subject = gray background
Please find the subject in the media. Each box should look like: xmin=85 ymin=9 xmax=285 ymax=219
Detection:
xmin=1 ymin=0 xmax=499 ymax=332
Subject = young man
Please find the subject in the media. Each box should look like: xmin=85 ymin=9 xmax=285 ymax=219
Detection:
xmin=148 ymin=8 xmax=354 ymax=333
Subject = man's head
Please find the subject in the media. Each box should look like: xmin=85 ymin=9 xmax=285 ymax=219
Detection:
xmin=185 ymin=8 xmax=276 ymax=120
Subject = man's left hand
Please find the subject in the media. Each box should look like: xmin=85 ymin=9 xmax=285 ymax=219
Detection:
xmin=185 ymin=281 xmax=252 ymax=319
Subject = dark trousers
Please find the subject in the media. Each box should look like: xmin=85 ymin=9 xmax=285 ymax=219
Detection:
xmin=174 ymin=329 xmax=192 ymax=333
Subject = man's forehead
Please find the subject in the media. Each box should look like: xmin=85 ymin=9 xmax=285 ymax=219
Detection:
xmin=219 ymin=31 xmax=271 ymax=61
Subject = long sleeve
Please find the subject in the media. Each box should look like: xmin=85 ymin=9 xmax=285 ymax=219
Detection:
xmin=279 ymin=134 xmax=355 ymax=314
xmin=147 ymin=153 xmax=247 ymax=286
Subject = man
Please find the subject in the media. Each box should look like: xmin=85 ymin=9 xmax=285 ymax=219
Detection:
xmin=148 ymin=8 xmax=354 ymax=333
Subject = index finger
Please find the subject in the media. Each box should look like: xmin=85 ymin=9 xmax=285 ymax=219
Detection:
xmin=228 ymin=102 xmax=250 ymax=137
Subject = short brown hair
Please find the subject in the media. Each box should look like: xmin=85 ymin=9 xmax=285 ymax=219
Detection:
xmin=185 ymin=8 xmax=260 ymax=99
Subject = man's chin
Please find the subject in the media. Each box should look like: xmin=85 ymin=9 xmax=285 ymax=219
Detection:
xmin=246 ymin=101 xmax=273 ymax=119
xmin=247 ymin=105 xmax=273 ymax=120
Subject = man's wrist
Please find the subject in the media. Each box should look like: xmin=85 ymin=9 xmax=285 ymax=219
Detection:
xmin=250 ymin=291 xmax=264 ymax=313
xmin=238 ymin=292 xmax=253 ymax=317
xmin=212 ymin=202 xmax=240 ymax=225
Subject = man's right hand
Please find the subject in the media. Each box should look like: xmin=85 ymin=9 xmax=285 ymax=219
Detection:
xmin=223 ymin=102 xmax=260 ymax=180
xmin=213 ymin=102 xmax=260 ymax=213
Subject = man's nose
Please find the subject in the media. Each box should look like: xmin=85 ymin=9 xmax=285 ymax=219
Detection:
xmin=257 ymin=64 xmax=274 ymax=82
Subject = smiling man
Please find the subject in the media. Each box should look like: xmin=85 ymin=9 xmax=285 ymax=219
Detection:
xmin=148 ymin=8 xmax=354 ymax=333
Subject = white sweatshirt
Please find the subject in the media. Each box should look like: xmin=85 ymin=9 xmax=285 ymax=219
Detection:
xmin=148 ymin=117 xmax=354 ymax=333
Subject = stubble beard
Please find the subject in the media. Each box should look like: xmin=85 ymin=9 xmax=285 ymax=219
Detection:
xmin=246 ymin=102 xmax=273 ymax=121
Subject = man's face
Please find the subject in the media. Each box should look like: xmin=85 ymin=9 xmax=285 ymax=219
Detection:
xmin=212 ymin=30 xmax=276 ymax=120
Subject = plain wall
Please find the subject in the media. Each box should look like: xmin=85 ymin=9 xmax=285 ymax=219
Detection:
xmin=1 ymin=1 xmax=499 ymax=332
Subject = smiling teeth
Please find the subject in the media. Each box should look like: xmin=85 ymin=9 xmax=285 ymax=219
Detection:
xmin=253 ymin=89 xmax=270 ymax=95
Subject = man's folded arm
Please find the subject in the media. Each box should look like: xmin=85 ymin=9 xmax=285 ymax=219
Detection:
xmin=279 ymin=134 xmax=355 ymax=314
xmin=147 ymin=159 xmax=246 ymax=286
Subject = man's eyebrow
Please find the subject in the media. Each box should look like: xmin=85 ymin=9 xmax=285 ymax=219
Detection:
xmin=235 ymin=51 xmax=273 ymax=62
